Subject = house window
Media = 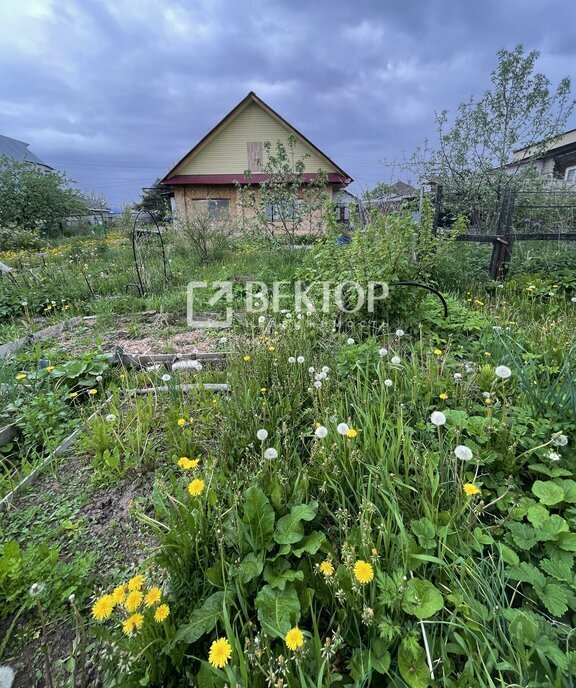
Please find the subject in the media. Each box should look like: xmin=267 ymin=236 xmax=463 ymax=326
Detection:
xmin=565 ymin=166 xmax=576 ymax=183
xmin=334 ymin=204 xmax=349 ymax=222
xmin=264 ymin=201 xmax=299 ymax=222
xmin=191 ymin=199 xmax=230 ymax=219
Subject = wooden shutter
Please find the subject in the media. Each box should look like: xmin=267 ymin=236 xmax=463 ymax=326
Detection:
xmin=247 ymin=142 xmax=262 ymax=172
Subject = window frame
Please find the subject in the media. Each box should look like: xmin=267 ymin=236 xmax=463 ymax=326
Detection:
xmin=565 ymin=166 xmax=576 ymax=183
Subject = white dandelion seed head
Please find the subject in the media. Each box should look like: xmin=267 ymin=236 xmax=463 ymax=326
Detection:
xmin=337 ymin=422 xmax=350 ymax=435
xmin=492 ymin=326 xmax=502 ymax=333
xmin=297 ymin=356 xmax=305 ymax=363
xmin=314 ymin=380 xmax=323 ymax=389
xmin=347 ymin=338 xmax=355 ymax=345
xmin=308 ymin=366 xmax=315 ymax=373
xmin=454 ymin=445 xmax=473 ymax=461
xmin=297 ymin=313 xmax=303 ymax=319
xmin=453 ymin=373 xmax=462 ymax=380
xmin=548 ymin=451 xmax=561 ymax=462
xmin=288 ymin=356 xmax=296 ymax=363
xmin=384 ymin=379 xmax=393 ymax=387
xmin=391 ymin=356 xmax=401 ymax=365
xmin=322 ymin=366 xmax=330 ymax=373
xmin=95 ymin=375 xmax=103 ymax=382
xmin=105 ymin=414 xmax=116 ymax=423
xmin=430 ymin=411 xmax=446 ymax=426
xmin=257 ymin=429 xmax=268 ymax=441
xmin=495 ymin=365 xmax=512 ymax=379
xmin=395 ymin=329 xmax=405 ymax=337
xmin=571 ymin=296 xmax=576 ymax=303
xmin=465 ymin=366 xmax=475 ymax=374
xmin=264 ymin=447 xmax=278 ymax=460
xmin=258 ymin=315 xmax=266 ymax=324
xmin=161 ymin=374 xmax=171 ymax=382
xmin=29 ymin=582 xmax=46 ymax=597
xmin=315 ymin=425 xmax=328 ymax=439
xmin=552 ymin=433 xmax=568 ymax=447
xmin=219 ymin=337 xmax=227 ymax=345
xmin=482 ymin=391 xmax=491 ymax=398
xmin=378 ymin=347 xmax=388 ymax=357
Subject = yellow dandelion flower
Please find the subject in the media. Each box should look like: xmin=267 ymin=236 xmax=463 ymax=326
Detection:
xmin=319 ymin=560 xmax=334 ymax=577
xmin=260 ymin=387 xmax=267 ymax=393
xmin=154 ymin=604 xmax=170 ymax=622
xmin=91 ymin=594 xmax=115 ymax=621
xmin=463 ymin=483 xmax=481 ymax=496
xmin=178 ymin=457 xmax=200 ymax=470
xmin=353 ymin=560 xmax=374 ymax=584
xmin=285 ymin=626 xmax=304 ymax=651
xmin=346 ymin=428 xmax=358 ymax=438
xmin=268 ymin=346 xmax=275 ymax=352
xmin=484 ymin=352 xmax=492 ymax=357
xmin=188 ymin=479 xmax=205 ymax=497
xmin=145 ymin=587 xmax=162 ymax=607
xmin=122 ymin=612 xmax=144 ymax=636
xmin=125 ymin=590 xmax=143 ymax=612
xmin=243 ymin=355 xmax=251 ymax=362
xmin=208 ymin=637 xmax=232 ymax=669
xmin=484 ymin=397 xmax=493 ymax=405
xmin=69 ymin=392 xmax=78 ymax=398
xmin=433 ymin=349 xmax=443 ymax=355
xmin=88 ymin=388 xmax=97 ymax=395
xmin=371 ymin=547 xmax=378 ymax=557
xmin=112 ymin=584 xmax=127 ymax=604
xmin=177 ymin=418 xmax=186 ymax=426
xmin=128 ymin=574 xmax=145 ymax=591
xmin=46 ymin=366 xmax=55 ymax=372
xmin=15 ymin=374 xmax=27 ymax=380
xmin=439 ymin=393 xmax=448 ymax=400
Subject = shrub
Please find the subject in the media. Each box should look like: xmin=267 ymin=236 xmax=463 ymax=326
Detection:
xmin=174 ymin=209 xmax=236 ymax=263
xmin=0 ymin=224 xmax=44 ymax=251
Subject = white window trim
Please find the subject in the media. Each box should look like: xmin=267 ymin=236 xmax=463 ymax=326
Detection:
xmin=565 ymin=165 xmax=576 ymax=183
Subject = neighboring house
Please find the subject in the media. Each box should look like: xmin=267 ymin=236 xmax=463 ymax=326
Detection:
xmin=368 ymin=180 xmax=418 ymax=209
xmin=0 ymin=134 xmax=54 ymax=172
xmin=333 ymin=189 xmax=357 ymax=222
xmin=506 ymin=129 xmax=576 ymax=184
xmin=160 ymin=92 xmax=352 ymax=226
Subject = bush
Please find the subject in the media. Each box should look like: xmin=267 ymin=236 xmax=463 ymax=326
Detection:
xmin=0 ymin=225 xmax=44 ymax=252
xmin=174 ymin=209 xmax=236 ymax=263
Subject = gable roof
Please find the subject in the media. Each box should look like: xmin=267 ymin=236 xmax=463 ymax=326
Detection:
xmin=161 ymin=92 xmax=352 ymax=185
xmin=0 ymin=134 xmax=53 ymax=170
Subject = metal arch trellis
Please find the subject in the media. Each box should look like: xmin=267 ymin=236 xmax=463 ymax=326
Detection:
xmin=130 ymin=209 xmax=169 ymax=296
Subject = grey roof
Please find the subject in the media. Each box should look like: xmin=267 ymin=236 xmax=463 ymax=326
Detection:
xmin=0 ymin=134 xmax=53 ymax=169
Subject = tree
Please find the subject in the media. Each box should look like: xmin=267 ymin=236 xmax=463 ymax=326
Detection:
xmin=135 ymin=178 xmax=171 ymax=219
xmin=412 ymin=46 xmax=576 ymax=229
xmin=237 ymin=135 xmax=329 ymax=245
xmin=0 ymin=156 xmax=88 ymax=234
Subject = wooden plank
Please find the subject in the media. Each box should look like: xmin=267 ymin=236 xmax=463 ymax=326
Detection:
xmin=456 ymin=232 xmax=576 ymax=242
xmin=128 ymin=383 xmax=230 ymax=395
xmin=0 ymin=316 xmax=85 ymax=358
xmin=247 ymin=142 xmax=262 ymax=172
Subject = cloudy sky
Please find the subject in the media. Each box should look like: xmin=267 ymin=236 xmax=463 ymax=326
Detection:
xmin=1 ymin=0 xmax=575 ymax=209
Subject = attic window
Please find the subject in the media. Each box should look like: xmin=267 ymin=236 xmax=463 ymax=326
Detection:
xmin=565 ymin=166 xmax=576 ymax=183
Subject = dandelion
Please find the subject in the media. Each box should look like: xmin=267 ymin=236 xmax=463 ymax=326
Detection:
xmin=177 ymin=418 xmax=186 ymax=426
xmin=285 ymin=626 xmax=304 ymax=651
xmin=257 ymin=429 xmax=269 ymax=441
xmin=258 ymin=315 xmax=266 ymax=324
xmin=391 ymin=356 xmax=401 ymax=365
xmin=297 ymin=356 xmax=305 ymax=363
xmin=243 ymin=355 xmax=251 ymax=362
xmin=128 ymin=574 xmax=145 ymax=591
xmin=105 ymin=414 xmax=116 ymax=422
xmin=92 ymin=594 xmax=115 ymax=621
xmin=551 ymin=434 xmax=568 ymax=447
xmin=549 ymin=451 xmax=561 ymax=462
xmin=495 ymin=365 xmax=512 ymax=379
xmin=268 ymin=345 xmax=275 ymax=352
xmin=319 ymin=560 xmax=334 ymax=576
xmin=46 ymin=366 xmax=55 ymax=372
xmin=484 ymin=352 xmax=492 ymax=357
xmin=463 ymin=483 xmax=481 ymax=496
xmin=439 ymin=392 xmax=448 ymax=400
xmin=308 ymin=366 xmax=315 ymax=373
xmin=122 ymin=613 xmax=144 ymax=636
xmin=337 ymin=423 xmax=349 ymax=435
xmin=433 ymin=349 xmax=443 ymax=355
xmin=188 ymin=479 xmax=205 ymax=496
xmin=315 ymin=426 xmax=328 ymax=439
xmin=264 ymin=448 xmax=278 ymax=460
xmin=178 ymin=457 xmax=199 ymax=469
xmin=454 ymin=373 xmax=462 ymax=380
xmin=208 ymin=637 xmax=232 ymax=669
xmin=15 ymin=374 xmax=26 ymax=380
xmin=346 ymin=428 xmax=357 ymax=438
xmin=322 ymin=366 xmax=330 ymax=373
xmin=395 ymin=329 xmax=404 ymax=337
xmin=112 ymin=584 xmax=127 ymax=604
xmin=454 ymin=445 xmax=473 ymax=461
xmin=145 ymin=587 xmax=162 ymax=607
xmin=378 ymin=347 xmax=388 ymax=357
xmin=346 ymin=338 xmax=355 ymax=345
xmin=384 ymin=379 xmax=393 ymax=387
xmin=430 ymin=411 xmax=446 ymax=426
xmin=154 ymin=604 xmax=170 ymax=622
xmin=288 ymin=356 xmax=296 ymax=363
xmin=353 ymin=560 xmax=374 ymax=584
xmin=161 ymin=374 xmax=171 ymax=382
xmin=29 ymin=582 xmax=46 ymax=597
xmin=572 ymin=297 xmax=576 ymax=303
xmin=88 ymin=388 xmax=97 ymax=395
xmin=125 ymin=590 xmax=143 ymax=612
xmin=260 ymin=387 xmax=267 ymax=393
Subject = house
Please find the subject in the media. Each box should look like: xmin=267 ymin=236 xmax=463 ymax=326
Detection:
xmin=506 ymin=129 xmax=576 ymax=184
xmin=160 ymin=92 xmax=352 ymax=227
xmin=0 ymin=134 xmax=54 ymax=172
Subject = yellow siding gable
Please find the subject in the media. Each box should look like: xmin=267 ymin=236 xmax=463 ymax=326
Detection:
xmin=173 ymin=101 xmax=338 ymax=176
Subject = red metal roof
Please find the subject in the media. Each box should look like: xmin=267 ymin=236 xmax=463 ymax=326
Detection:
xmin=162 ymin=173 xmax=351 ymax=186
